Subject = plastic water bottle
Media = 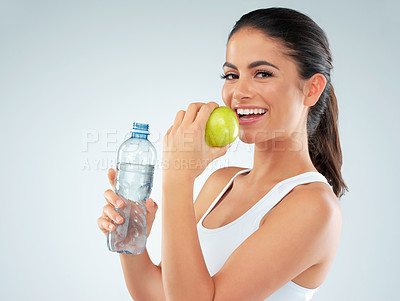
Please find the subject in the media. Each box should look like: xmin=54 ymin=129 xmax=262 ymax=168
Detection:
xmin=107 ymin=122 xmax=157 ymax=255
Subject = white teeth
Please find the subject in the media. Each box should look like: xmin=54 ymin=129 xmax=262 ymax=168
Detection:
xmin=237 ymin=108 xmax=267 ymax=115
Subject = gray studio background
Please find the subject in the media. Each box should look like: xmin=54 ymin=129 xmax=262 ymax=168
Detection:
xmin=1 ymin=0 xmax=399 ymax=300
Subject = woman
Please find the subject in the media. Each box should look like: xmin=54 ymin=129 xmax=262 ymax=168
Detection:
xmin=98 ymin=7 xmax=348 ymax=301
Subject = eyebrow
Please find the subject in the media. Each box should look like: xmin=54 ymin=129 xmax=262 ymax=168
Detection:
xmin=223 ymin=60 xmax=280 ymax=71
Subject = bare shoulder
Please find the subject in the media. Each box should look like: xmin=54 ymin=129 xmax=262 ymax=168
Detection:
xmin=294 ymin=182 xmax=341 ymax=220
xmin=268 ymin=181 xmax=342 ymax=262
xmin=275 ymin=182 xmax=341 ymax=230
xmin=194 ymin=166 xmax=248 ymax=224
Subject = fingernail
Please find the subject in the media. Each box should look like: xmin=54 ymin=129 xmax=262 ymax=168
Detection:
xmin=108 ymin=224 xmax=113 ymax=230
xmin=116 ymin=200 xmax=123 ymax=207
xmin=116 ymin=216 xmax=123 ymax=223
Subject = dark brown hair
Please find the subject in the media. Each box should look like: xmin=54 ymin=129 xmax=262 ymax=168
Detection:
xmin=229 ymin=8 xmax=348 ymax=198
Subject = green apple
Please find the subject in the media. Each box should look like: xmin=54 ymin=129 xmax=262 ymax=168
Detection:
xmin=205 ymin=106 xmax=239 ymax=147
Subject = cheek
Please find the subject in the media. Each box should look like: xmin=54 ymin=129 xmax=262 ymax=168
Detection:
xmin=221 ymin=85 xmax=231 ymax=106
xmin=265 ymin=80 xmax=286 ymax=95
xmin=264 ymin=82 xmax=293 ymax=109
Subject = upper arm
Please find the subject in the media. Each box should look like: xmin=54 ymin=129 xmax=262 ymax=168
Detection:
xmin=211 ymin=186 xmax=341 ymax=301
xmin=158 ymin=166 xmax=245 ymax=269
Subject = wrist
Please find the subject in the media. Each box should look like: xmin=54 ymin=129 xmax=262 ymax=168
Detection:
xmin=161 ymin=157 xmax=210 ymax=181
xmin=162 ymin=169 xmax=196 ymax=186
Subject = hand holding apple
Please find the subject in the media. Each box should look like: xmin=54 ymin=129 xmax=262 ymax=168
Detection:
xmin=163 ymin=102 xmax=234 ymax=181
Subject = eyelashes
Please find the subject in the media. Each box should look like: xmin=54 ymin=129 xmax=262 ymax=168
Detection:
xmin=255 ymin=71 xmax=273 ymax=78
xmin=220 ymin=70 xmax=273 ymax=80
xmin=220 ymin=73 xmax=238 ymax=80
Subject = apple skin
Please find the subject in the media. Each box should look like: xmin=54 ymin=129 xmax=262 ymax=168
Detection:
xmin=205 ymin=106 xmax=239 ymax=147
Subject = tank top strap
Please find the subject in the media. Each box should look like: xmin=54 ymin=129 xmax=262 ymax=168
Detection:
xmin=277 ymin=171 xmax=332 ymax=197
xmin=199 ymin=168 xmax=251 ymax=225
xmin=250 ymin=171 xmax=332 ymax=231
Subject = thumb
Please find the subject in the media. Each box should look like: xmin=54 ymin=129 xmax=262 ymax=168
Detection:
xmin=144 ymin=198 xmax=158 ymax=237
xmin=209 ymin=143 xmax=231 ymax=160
xmin=145 ymin=198 xmax=158 ymax=216
xmin=107 ymin=168 xmax=116 ymax=190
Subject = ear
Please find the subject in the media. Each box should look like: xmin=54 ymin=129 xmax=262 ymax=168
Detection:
xmin=303 ymin=73 xmax=327 ymax=107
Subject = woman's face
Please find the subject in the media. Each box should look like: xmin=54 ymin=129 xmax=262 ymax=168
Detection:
xmin=222 ymin=28 xmax=309 ymax=145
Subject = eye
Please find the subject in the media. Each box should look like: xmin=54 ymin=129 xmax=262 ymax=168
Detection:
xmin=255 ymin=70 xmax=273 ymax=78
xmin=220 ymin=73 xmax=239 ymax=80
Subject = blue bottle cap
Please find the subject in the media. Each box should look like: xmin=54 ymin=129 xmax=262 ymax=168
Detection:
xmin=133 ymin=123 xmax=149 ymax=131
xmin=132 ymin=122 xmax=150 ymax=135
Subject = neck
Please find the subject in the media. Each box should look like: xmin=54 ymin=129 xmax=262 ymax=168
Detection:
xmin=246 ymin=131 xmax=317 ymax=184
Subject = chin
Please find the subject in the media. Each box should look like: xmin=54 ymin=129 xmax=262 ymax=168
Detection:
xmin=239 ymin=129 xmax=271 ymax=144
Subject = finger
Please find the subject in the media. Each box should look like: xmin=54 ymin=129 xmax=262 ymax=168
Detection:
xmin=104 ymin=189 xmax=124 ymax=209
xmin=97 ymin=216 xmax=116 ymax=234
xmin=144 ymin=198 xmax=158 ymax=230
xmin=145 ymin=198 xmax=158 ymax=215
xmin=194 ymin=102 xmax=219 ymax=129
xmin=181 ymin=102 xmax=205 ymax=125
xmin=208 ymin=143 xmax=231 ymax=160
xmin=107 ymin=168 xmax=116 ymax=190
xmin=103 ymin=203 xmax=124 ymax=224
xmin=173 ymin=110 xmax=186 ymax=129
xmin=166 ymin=125 xmax=173 ymax=136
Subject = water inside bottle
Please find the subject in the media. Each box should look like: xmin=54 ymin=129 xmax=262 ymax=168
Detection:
xmin=116 ymin=163 xmax=155 ymax=202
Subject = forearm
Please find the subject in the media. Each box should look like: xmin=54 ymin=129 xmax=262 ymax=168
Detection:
xmin=119 ymin=249 xmax=165 ymax=301
xmin=161 ymin=176 xmax=214 ymax=301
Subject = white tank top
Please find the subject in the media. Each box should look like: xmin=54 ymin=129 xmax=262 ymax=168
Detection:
xmin=197 ymin=168 xmax=333 ymax=301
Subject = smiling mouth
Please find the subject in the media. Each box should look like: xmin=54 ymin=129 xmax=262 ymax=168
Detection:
xmin=236 ymin=108 xmax=268 ymax=120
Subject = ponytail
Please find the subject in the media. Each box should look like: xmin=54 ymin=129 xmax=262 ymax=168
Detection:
xmin=308 ymin=86 xmax=349 ymax=198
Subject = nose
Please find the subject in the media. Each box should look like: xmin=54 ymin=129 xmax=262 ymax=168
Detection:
xmin=232 ymin=77 xmax=254 ymax=101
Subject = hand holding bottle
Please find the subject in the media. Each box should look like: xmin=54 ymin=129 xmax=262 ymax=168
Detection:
xmin=97 ymin=168 xmax=159 ymax=239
